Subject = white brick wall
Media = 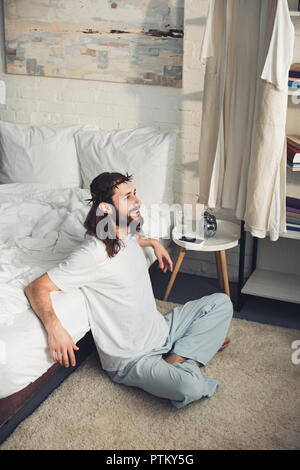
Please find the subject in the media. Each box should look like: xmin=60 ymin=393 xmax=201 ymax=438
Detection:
xmin=0 ymin=0 xmax=298 ymax=282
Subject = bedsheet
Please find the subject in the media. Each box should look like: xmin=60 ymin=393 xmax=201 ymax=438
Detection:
xmin=0 ymin=183 xmax=171 ymax=398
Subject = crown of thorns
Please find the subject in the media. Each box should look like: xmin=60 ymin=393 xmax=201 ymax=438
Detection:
xmin=85 ymin=173 xmax=132 ymax=205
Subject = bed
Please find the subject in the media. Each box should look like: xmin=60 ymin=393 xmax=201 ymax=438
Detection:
xmin=0 ymin=122 xmax=176 ymax=444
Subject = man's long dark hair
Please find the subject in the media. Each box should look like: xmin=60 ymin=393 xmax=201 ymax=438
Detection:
xmin=84 ymin=172 xmax=142 ymax=258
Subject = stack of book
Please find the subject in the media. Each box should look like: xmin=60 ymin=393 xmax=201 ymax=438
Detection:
xmin=286 ymin=196 xmax=300 ymax=233
xmin=287 ymin=135 xmax=300 ymax=171
xmin=288 ymin=63 xmax=300 ymax=92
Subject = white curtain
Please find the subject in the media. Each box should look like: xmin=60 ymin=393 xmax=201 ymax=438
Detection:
xmin=198 ymin=0 xmax=294 ymax=241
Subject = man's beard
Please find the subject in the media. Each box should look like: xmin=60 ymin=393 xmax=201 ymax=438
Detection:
xmin=115 ymin=207 xmax=144 ymax=235
xmin=95 ymin=205 xmax=144 ymax=240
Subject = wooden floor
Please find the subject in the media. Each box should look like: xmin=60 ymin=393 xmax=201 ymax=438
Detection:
xmin=150 ymin=267 xmax=300 ymax=331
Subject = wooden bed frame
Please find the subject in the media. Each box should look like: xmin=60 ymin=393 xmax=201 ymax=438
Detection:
xmin=0 ymin=331 xmax=96 ymax=445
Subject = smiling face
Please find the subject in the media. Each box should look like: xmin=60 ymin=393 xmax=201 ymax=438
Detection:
xmin=111 ymin=181 xmax=142 ymax=225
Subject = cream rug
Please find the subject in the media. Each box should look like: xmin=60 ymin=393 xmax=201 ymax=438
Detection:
xmin=1 ymin=299 xmax=299 ymax=450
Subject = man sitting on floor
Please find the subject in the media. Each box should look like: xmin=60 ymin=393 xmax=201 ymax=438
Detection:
xmin=25 ymin=172 xmax=233 ymax=409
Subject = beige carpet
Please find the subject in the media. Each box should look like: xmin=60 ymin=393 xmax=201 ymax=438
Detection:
xmin=1 ymin=299 xmax=300 ymax=450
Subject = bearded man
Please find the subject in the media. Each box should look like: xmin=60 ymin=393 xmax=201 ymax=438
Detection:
xmin=25 ymin=172 xmax=232 ymax=409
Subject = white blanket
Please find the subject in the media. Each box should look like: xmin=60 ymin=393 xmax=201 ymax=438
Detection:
xmin=0 ymin=183 xmax=92 ymax=322
xmin=0 ymin=183 xmax=95 ymax=397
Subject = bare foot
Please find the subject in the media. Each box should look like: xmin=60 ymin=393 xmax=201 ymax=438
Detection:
xmin=163 ymin=337 xmax=231 ymax=369
xmin=163 ymin=353 xmax=186 ymax=365
xmin=163 ymin=353 xmax=202 ymax=368
xmin=218 ymin=337 xmax=230 ymax=352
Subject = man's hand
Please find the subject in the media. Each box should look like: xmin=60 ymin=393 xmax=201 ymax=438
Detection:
xmin=25 ymin=274 xmax=79 ymax=368
xmin=152 ymin=240 xmax=173 ymax=273
xmin=135 ymin=236 xmax=173 ymax=273
xmin=47 ymin=319 xmax=79 ymax=368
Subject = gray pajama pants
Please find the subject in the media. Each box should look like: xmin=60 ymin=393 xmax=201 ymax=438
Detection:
xmin=106 ymin=293 xmax=233 ymax=409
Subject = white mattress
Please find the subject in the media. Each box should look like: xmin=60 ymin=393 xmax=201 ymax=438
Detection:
xmin=0 ymin=183 xmax=171 ymax=398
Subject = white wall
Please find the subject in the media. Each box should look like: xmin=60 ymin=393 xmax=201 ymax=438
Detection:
xmin=0 ymin=0 xmax=299 ymax=283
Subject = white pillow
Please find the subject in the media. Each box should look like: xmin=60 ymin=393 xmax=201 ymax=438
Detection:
xmin=0 ymin=122 xmax=91 ymax=187
xmin=74 ymin=127 xmax=177 ymax=206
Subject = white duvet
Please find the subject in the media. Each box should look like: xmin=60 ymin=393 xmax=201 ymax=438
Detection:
xmin=0 ymin=183 xmax=94 ymax=398
xmin=0 ymin=183 xmax=170 ymax=399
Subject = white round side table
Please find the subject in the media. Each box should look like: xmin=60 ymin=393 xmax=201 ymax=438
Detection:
xmin=163 ymin=219 xmax=240 ymax=301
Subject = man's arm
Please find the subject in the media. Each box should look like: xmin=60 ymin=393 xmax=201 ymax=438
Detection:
xmin=25 ymin=274 xmax=79 ymax=368
xmin=135 ymin=235 xmax=156 ymax=249
xmin=136 ymin=235 xmax=173 ymax=273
